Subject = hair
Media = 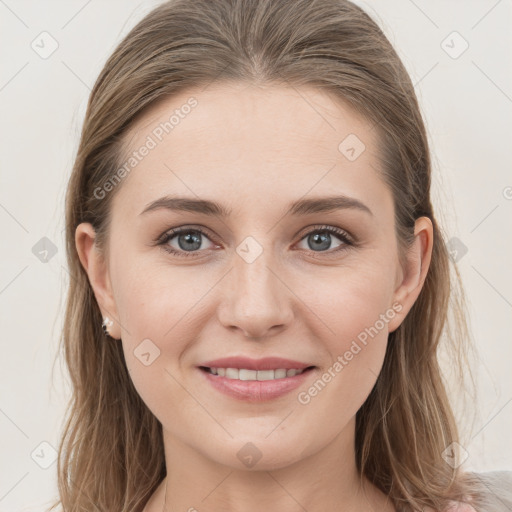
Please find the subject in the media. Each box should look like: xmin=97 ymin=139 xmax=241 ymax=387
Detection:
xmin=49 ymin=0 xmax=484 ymax=511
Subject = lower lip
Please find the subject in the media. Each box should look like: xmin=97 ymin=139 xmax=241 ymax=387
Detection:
xmin=199 ymin=367 xmax=315 ymax=402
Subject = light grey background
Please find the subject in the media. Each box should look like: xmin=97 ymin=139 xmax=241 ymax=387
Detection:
xmin=1 ymin=1 xmax=511 ymax=510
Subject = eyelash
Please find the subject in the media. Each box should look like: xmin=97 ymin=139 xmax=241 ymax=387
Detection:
xmin=156 ymin=224 xmax=355 ymax=259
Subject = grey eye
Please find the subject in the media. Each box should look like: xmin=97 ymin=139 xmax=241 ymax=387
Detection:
xmin=297 ymin=230 xmax=345 ymax=252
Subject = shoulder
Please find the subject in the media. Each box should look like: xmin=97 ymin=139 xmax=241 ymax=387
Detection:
xmin=454 ymin=470 xmax=512 ymax=512
xmin=422 ymin=471 xmax=512 ymax=512
xmin=445 ymin=502 xmax=477 ymax=512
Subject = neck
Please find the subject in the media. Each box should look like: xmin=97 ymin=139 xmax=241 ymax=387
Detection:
xmin=146 ymin=416 xmax=395 ymax=512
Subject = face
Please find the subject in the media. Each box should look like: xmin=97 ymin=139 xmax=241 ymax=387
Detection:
xmin=77 ymin=82 xmax=431 ymax=471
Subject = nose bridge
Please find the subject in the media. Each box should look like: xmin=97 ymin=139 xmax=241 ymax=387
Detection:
xmin=233 ymin=235 xmax=281 ymax=308
xmin=218 ymin=234 xmax=292 ymax=337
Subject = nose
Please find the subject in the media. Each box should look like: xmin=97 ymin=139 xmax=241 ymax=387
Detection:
xmin=217 ymin=244 xmax=294 ymax=339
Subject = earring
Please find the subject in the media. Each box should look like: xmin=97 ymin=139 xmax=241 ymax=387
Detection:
xmin=102 ymin=317 xmax=117 ymax=339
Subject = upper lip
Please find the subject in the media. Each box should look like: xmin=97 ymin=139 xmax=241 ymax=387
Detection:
xmin=199 ymin=356 xmax=314 ymax=371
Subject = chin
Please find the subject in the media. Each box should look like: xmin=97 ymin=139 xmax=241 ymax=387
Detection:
xmin=199 ymin=432 xmax=311 ymax=472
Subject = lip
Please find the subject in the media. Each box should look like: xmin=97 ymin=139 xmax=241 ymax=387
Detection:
xmin=199 ymin=356 xmax=313 ymax=371
xmin=199 ymin=367 xmax=315 ymax=402
xmin=197 ymin=356 xmax=316 ymax=402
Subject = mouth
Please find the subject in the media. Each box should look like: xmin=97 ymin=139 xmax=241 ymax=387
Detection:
xmin=199 ymin=365 xmax=316 ymax=381
xmin=197 ymin=364 xmax=317 ymax=402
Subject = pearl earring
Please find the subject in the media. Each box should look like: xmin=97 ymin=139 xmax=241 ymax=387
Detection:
xmin=101 ymin=317 xmax=116 ymax=338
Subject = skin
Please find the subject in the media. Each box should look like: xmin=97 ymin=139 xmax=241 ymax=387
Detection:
xmin=76 ymin=82 xmax=433 ymax=512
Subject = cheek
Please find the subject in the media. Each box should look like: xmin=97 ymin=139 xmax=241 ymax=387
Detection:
xmin=290 ymin=270 xmax=394 ymax=446
xmin=305 ymin=255 xmax=397 ymax=350
xmin=111 ymin=256 xmax=197 ymax=417
xmin=112 ymin=250 xmax=202 ymax=340
xmin=294 ymin=258 xmax=395 ymax=402
xmin=325 ymin=282 xmax=393 ymax=350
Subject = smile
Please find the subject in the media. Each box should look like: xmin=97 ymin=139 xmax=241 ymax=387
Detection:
xmin=198 ymin=366 xmax=316 ymax=402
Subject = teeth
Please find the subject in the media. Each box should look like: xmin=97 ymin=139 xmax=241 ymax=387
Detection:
xmin=208 ymin=367 xmax=307 ymax=380
xmin=239 ymin=369 xmax=258 ymax=380
xmin=225 ymin=368 xmax=239 ymax=379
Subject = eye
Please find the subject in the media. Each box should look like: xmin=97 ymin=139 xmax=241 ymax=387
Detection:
xmin=156 ymin=224 xmax=354 ymax=259
xmin=157 ymin=226 xmax=218 ymax=258
xmin=295 ymin=225 xmax=354 ymax=255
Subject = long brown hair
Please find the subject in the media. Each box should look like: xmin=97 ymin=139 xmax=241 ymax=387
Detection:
xmin=50 ymin=0 xmax=482 ymax=510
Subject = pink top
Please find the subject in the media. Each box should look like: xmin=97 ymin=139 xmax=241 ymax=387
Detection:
xmin=446 ymin=503 xmax=476 ymax=512
xmin=423 ymin=501 xmax=476 ymax=512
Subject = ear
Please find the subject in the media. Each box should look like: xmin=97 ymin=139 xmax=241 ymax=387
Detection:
xmin=387 ymin=216 xmax=434 ymax=333
xmin=75 ymin=222 xmax=122 ymax=339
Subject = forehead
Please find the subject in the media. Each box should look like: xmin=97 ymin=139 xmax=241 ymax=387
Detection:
xmin=113 ymin=82 xmax=388 ymax=219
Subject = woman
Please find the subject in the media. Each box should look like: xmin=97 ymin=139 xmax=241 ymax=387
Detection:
xmin=50 ymin=0 xmax=512 ymax=511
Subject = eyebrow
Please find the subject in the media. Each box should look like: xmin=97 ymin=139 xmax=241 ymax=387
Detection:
xmin=139 ymin=194 xmax=373 ymax=217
